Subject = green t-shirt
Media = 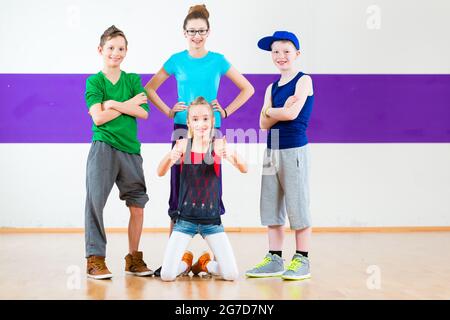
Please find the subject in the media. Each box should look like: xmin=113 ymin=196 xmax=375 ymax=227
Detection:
xmin=85 ymin=71 xmax=149 ymax=154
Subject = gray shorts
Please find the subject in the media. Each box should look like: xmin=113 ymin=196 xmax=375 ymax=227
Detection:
xmin=260 ymin=145 xmax=311 ymax=230
xmin=85 ymin=141 xmax=149 ymax=257
xmin=86 ymin=140 xmax=149 ymax=208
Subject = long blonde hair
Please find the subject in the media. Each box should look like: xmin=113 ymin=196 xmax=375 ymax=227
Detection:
xmin=186 ymin=97 xmax=215 ymax=139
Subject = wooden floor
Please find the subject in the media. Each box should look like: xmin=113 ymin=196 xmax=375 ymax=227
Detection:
xmin=1 ymin=232 xmax=450 ymax=300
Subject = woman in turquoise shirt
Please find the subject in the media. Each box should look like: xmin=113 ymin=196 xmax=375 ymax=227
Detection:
xmin=145 ymin=4 xmax=254 ymax=276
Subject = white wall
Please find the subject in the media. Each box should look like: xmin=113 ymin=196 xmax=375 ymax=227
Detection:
xmin=1 ymin=0 xmax=450 ymax=74
xmin=1 ymin=0 xmax=450 ymax=227
xmin=1 ymin=144 xmax=449 ymax=227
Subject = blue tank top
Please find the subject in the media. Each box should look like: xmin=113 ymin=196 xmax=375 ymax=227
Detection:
xmin=267 ymin=72 xmax=314 ymax=149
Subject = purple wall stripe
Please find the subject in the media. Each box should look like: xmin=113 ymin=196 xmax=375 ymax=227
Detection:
xmin=0 ymin=74 xmax=449 ymax=143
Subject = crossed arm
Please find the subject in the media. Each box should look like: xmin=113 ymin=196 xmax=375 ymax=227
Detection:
xmin=260 ymin=75 xmax=313 ymax=129
xmin=89 ymin=93 xmax=149 ymax=126
xmin=259 ymin=84 xmax=279 ymax=129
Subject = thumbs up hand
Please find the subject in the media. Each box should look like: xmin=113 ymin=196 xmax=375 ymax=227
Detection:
xmin=170 ymin=139 xmax=184 ymax=164
xmin=215 ymin=136 xmax=228 ymax=159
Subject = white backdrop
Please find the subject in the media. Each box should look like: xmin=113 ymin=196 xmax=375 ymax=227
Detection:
xmin=1 ymin=0 xmax=450 ymax=228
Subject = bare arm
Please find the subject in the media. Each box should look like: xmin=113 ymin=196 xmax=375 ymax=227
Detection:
xmin=89 ymin=103 xmax=122 ymax=126
xmin=225 ymin=150 xmax=248 ymax=173
xmin=157 ymin=152 xmax=174 ymax=177
xmin=260 ymin=84 xmax=279 ymax=130
xmin=144 ymin=68 xmax=173 ymax=118
xmin=214 ymin=138 xmax=248 ymax=173
xmin=103 ymin=93 xmax=148 ymax=120
xmin=222 ymin=66 xmax=255 ymax=117
xmin=266 ymin=75 xmax=313 ymax=121
xmin=157 ymin=139 xmax=187 ymax=176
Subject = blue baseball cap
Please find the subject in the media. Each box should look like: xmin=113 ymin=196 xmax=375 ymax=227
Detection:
xmin=257 ymin=31 xmax=300 ymax=51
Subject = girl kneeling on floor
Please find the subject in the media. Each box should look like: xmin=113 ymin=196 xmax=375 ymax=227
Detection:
xmin=157 ymin=96 xmax=248 ymax=281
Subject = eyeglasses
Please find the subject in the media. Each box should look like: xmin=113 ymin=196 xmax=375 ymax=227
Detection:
xmin=185 ymin=29 xmax=209 ymax=36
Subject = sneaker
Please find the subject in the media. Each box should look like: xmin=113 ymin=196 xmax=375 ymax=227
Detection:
xmin=153 ymin=266 xmax=162 ymax=277
xmin=87 ymin=256 xmax=113 ymax=280
xmin=180 ymin=251 xmax=193 ymax=276
xmin=125 ymin=251 xmax=153 ymax=276
xmin=191 ymin=252 xmax=211 ymax=275
xmin=245 ymin=253 xmax=284 ymax=278
xmin=281 ymin=253 xmax=311 ymax=281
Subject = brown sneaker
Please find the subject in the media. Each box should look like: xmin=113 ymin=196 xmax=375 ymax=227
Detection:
xmin=191 ymin=252 xmax=211 ymax=275
xmin=87 ymin=256 xmax=113 ymax=280
xmin=125 ymin=251 xmax=153 ymax=276
xmin=180 ymin=251 xmax=194 ymax=276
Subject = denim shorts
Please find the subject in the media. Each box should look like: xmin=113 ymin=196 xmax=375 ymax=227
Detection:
xmin=173 ymin=219 xmax=224 ymax=238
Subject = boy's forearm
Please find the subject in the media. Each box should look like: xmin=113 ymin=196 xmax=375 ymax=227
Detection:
xmin=266 ymin=107 xmax=294 ymax=121
xmin=92 ymin=109 xmax=122 ymax=126
xmin=260 ymin=113 xmax=279 ymax=129
xmin=109 ymin=100 xmax=148 ymax=119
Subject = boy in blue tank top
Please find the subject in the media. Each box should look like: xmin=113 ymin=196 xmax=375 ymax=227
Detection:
xmin=246 ymin=31 xmax=314 ymax=280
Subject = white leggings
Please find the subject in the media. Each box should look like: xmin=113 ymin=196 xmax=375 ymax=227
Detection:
xmin=160 ymin=231 xmax=239 ymax=282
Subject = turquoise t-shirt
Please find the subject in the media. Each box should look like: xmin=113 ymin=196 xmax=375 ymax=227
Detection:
xmin=163 ymin=50 xmax=231 ymax=127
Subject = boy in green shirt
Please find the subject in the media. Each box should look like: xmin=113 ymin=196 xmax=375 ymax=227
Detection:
xmin=84 ymin=25 xmax=152 ymax=279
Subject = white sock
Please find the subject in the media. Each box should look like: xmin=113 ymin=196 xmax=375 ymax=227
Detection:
xmin=206 ymin=261 xmax=219 ymax=275
xmin=178 ymin=261 xmax=188 ymax=274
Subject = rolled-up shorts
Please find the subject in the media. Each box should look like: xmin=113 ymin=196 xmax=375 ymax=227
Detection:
xmin=260 ymin=144 xmax=311 ymax=230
